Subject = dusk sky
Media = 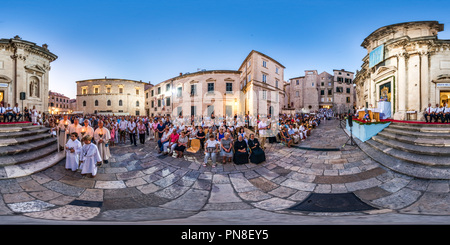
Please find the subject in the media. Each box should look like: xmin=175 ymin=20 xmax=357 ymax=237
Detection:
xmin=2 ymin=0 xmax=450 ymax=99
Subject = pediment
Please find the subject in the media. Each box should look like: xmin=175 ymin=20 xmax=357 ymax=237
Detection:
xmin=25 ymin=64 xmax=46 ymax=75
xmin=373 ymin=65 xmax=396 ymax=81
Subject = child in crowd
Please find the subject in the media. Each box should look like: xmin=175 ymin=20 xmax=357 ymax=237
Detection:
xmin=79 ymin=135 xmax=102 ymax=178
xmin=65 ymin=132 xmax=82 ymax=171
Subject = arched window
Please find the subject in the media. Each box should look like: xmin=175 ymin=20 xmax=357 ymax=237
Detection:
xmin=136 ymin=101 xmax=139 ymax=107
xmin=95 ymin=100 xmax=98 ymax=106
xmin=83 ymin=101 xmax=86 ymax=107
xmin=107 ymin=100 xmax=111 ymax=106
xmin=119 ymin=100 xmax=123 ymax=106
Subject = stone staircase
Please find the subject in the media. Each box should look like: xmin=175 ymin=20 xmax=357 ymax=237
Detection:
xmin=358 ymin=122 xmax=450 ymax=180
xmin=0 ymin=123 xmax=65 ymax=179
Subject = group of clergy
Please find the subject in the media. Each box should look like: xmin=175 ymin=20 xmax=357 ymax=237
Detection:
xmin=57 ymin=115 xmax=109 ymax=177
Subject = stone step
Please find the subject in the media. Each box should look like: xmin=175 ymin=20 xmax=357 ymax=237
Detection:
xmin=0 ymin=143 xmax=58 ymax=166
xmin=390 ymin=122 xmax=450 ymax=128
xmin=378 ymin=130 xmax=450 ymax=147
xmin=383 ymin=127 xmax=450 ymax=139
xmin=0 ymin=151 xmax=65 ymax=179
xmin=365 ymin=139 xmax=450 ymax=167
xmin=359 ymin=138 xmax=450 ymax=180
xmin=0 ymin=127 xmax=49 ymax=139
xmin=0 ymin=131 xmax=53 ymax=146
xmin=0 ymin=122 xmax=33 ymax=127
xmin=0 ymin=124 xmax=42 ymax=133
xmin=0 ymin=136 xmax=57 ymax=156
xmin=389 ymin=124 xmax=450 ymax=133
xmin=372 ymin=135 xmax=450 ymax=156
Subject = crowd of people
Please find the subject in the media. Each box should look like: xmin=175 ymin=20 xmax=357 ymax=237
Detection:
xmin=36 ymin=110 xmax=330 ymax=176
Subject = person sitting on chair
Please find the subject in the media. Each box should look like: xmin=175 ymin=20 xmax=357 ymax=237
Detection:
xmin=233 ymin=134 xmax=249 ymax=165
xmin=248 ymin=133 xmax=265 ymax=164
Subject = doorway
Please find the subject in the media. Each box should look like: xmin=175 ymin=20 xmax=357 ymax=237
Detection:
xmin=440 ymin=91 xmax=450 ymax=106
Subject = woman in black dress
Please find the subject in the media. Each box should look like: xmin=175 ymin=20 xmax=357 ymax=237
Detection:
xmin=233 ymin=135 xmax=249 ymax=165
xmin=248 ymin=133 xmax=265 ymax=164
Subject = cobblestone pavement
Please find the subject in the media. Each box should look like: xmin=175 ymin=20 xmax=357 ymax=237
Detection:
xmin=1 ymin=119 xmax=450 ymax=224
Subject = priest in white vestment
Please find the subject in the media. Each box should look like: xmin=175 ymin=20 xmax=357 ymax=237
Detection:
xmin=94 ymin=120 xmax=111 ymax=164
xmin=65 ymin=133 xmax=82 ymax=171
xmin=80 ymin=119 xmax=94 ymax=143
xmin=80 ymin=135 xmax=102 ymax=178
xmin=57 ymin=115 xmax=72 ymax=149
xmin=68 ymin=118 xmax=83 ymax=140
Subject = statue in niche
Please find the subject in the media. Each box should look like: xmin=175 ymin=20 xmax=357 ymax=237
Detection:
xmin=29 ymin=78 xmax=40 ymax=98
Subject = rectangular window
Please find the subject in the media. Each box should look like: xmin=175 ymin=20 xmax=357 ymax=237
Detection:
xmin=136 ymin=89 xmax=139 ymax=95
xmin=276 ymin=67 xmax=279 ymax=74
xmin=157 ymin=87 xmax=161 ymax=94
xmin=166 ymin=84 xmax=171 ymax=92
xmin=158 ymin=99 xmax=161 ymax=107
xmin=346 ymin=87 xmax=351 ymax=93
xmin=190 ymin=84 xmax=197 ymax=96
xmin=207 ymin=83 xmax=214 ymax=92
xmin=82 ymin=88 xmax=87 ymax=95
xmin=94 ymin=87 xmax=99 ymax=94
xmin=151 ymin=90 xmax=154 ymax=96
xmin=262 ymin=74 xmax=267 ymax=83
xmin=177 ymin=87 xmax=182 ymax=97
xmin=296 ymin=91 xmax=299 ymax=97
xmin=226 ymin=105 xmax=233 ymax=117
xmin=191 ymin=106 xmax=197 ymax=116
xmin=262 ymin=60 xmax=267 ymax=67
xmin=346 ymin=97 xmax=351 ymax=103
xmin=166 ymin=97 xmax=170 ymax=106
xmin=119 ymin=88 xmax=123 ymax=94
xmin=151 ymin=101 xmax=154 ymax=107
xmin=312 ymin=83 xmax=315 ymax=87
xmin=226 ymin=83 xmax=233 ymax=92
xmin=328 ymin=89 xmax=332 ymax=95
xmin=296 ymin=80 xmax=299 ymax=85
xmin=275 ymin=80 xmax=279 ymax=88
xmin=320 ymin=89 xmax=325 ymax=95
xmin=107 ymin=87 xmax=111 ymax=93
xmin=262 ymin=90 xmax=267 ymax=100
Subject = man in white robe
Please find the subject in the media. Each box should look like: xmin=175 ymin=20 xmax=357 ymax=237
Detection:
xmin=68 ymin=118 xmax=83 ymax=140
xmin=65 ymin=132 xmax=82 ymax=171
xmin=80 ymin=119 xmax=94 ymax=142
xmin=80 ymin=135 xmax=102 ymax=178
xmin=57 ymin=115 xmax=72 ymax=149
xmin=94 ymin=120 xmax=111 ymax=164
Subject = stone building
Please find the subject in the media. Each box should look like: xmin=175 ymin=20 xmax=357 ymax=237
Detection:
xmin=148 ymin=70 xmax=241 ymax=118
xmin=48 ymin=90 xmax=72 ymax=114
xmin=285 ymin=69 xmax=354 ymax=113
xmin=354 ymin=20 xmax=450 ymax=120
xmin=76 ymin=78 xmax=146 ymax=116
xmin=238 ymin=50 xmax=285 ymax=118
xmin=0 ymin=35 xmax=57 ymax=113
xmin=147 ymin=50 xmax=285 ymax=119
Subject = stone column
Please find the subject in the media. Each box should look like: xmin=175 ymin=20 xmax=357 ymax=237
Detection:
xmin=395 ymin=51 xmax=407 ymax=120
xmin=420 ymin=51 xmax=429 ymax=116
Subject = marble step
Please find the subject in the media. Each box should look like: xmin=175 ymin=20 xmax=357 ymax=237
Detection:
xmin=0 ymin=137 xmax=57 ymax=156
xmin=0 ymin=132 xmax=53 ymax=146
xmin=0 ymin=143 xmax=58 ymax=166
xmin=0 ymin=122 xmax=33 ymax=127
xmin=360 ymin=138 xmax=450 ymax=180
xmin=378 ymin=130 xmax=450 ymax=147
xmin=365 ymin=139 xmax=450 ymax=167
xmin=372 ymin=135 xmax=450 ymax=156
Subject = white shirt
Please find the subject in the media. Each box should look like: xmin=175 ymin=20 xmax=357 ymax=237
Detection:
xmin=127 ymin=121 xmax=136 ymax=133
xmin=0 ymin=107 xmax=5 ymax=114
xmin=258 ymin=121 xmax=267 ymax=136
xmin=13 ymin=107 xmax=20 ymax=113
xmin=119 ymin=120 xmax=128 ymax=130
xmin=426 ymin=107 xmax=434 ymax=114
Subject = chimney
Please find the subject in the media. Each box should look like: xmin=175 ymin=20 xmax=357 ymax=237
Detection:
xmin=179 ymin=72 xmax=182 ymax=76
